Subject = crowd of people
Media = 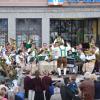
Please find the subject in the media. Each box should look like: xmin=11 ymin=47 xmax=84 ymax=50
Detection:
xmin=0 ymin=70 xmax=100 ymax=100
xmin=0 ymin=35 xmax=100 ymax=100
xmin=23 ymin=69 xmax=100 ymax=100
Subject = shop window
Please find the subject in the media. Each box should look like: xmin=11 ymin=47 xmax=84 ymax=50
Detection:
xmin=16 ymin=18 xmax=42 ymax=48
xmin=0 ymin=19 xmax=8 ymax=46
xmin=50 ymin=19 xmax=97 ymax=46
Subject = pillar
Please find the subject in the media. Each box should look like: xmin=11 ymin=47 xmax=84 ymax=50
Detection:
xmin=42 ymin=17 xmax=50 ymax=46
xmin=8 ymin=17 xmax=16 ymax=43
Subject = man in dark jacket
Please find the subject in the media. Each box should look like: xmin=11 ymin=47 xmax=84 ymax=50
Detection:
xmin=32 ymin=70 xmax=44 ymax=100
xmin=42 ymin=71 xmax=52 ymax=100
xmin=94 ymin=80 xmax=100 ymax=99
xmin=24 ymin=70 xmax=32 ymax=99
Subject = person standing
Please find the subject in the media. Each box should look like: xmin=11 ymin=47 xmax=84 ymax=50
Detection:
xmin=24 ymin=70 xmax=32 ymax=99
xmin=32 ymin=70 xmax=44 ymax=100
xmin=54 ymin=35 xmax=64 ymax=46
xmin=25 ymin=39 xmax=33 ymax=50
xmin=42 ymin=71 xmax=52 ymax=100
xmin=57 ymin=42 xmax=70 ymax=77
xmin=82 ymin=48 xmax=96 ymax=74
xmin=79 ymin=72 xmax=95 ymax=100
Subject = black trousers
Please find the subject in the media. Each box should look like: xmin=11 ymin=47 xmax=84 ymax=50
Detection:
xmin=24 ymin=90 xmax=28 ymax=98
xmin=45 ymin=90 xmax=51 ymax=100
xmin=34 ymin=91 xmax=44 ymax=100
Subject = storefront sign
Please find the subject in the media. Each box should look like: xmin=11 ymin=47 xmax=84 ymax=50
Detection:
xmin=48 ymin=0 xmax=64 ymax=6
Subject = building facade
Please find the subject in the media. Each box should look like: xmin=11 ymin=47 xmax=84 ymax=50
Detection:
xmin=0 ymin=0 xmax=100 ymax=47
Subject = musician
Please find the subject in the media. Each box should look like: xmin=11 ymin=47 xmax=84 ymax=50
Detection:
xmin=0 ymin=46 xmax=2 ymax=53
xmin=91 ymin=44 xmax=100 ymax=72
xmin=57 ymin=42 xmax=70 ymax=77
xmin=90 ymin=44 xmax=99 ymax=55
xmin=46 ymin=44 xmax=54 ymax=61
xmin=15 ymin=50 xmax=24 ymax=67
xmin=54 ymin=35 xmax=64 ymax=46
xmin=25 ymin=39 xmax=33 ymax=49
xmin=3 ymin=51 xmax=11 ymax=66
xmin=52 ymin=42 xmax=60 ymax=60
xmin=82 ymin=48 xmax=96 ymax=74
xmin=39 ymin=43 xmax=48 ymax=54
xmin=38 ymin=43 xmax=50 ymax=61
xmin=5 ymin=42 xmax=12 ymax=53
xmin=27 ymin=43 xmax=37 ymax=63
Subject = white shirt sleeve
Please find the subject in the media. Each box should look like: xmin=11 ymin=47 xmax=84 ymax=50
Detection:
xmin=86 ymin=54 xmax=96 ymax=60
xmin=95 ymin=47 xmax=100 ymax=54
xmin=80 ymin=53 xmax=86 ymax=61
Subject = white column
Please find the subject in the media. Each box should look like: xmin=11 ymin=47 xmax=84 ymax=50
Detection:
xmin=8 ymin=17 xmax=16 ymax=43
xmin=42 ymin=17 xmax=50 ymax=46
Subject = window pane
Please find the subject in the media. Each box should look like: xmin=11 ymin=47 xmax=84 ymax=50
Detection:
xmin=0 ymin=19 xmax=8 ymax=46
xmin=16 ymin=18 xmax=42 ymax=47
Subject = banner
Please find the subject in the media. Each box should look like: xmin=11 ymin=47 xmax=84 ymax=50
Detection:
xmin=48 ymin=0 xmax=64 ymax=6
